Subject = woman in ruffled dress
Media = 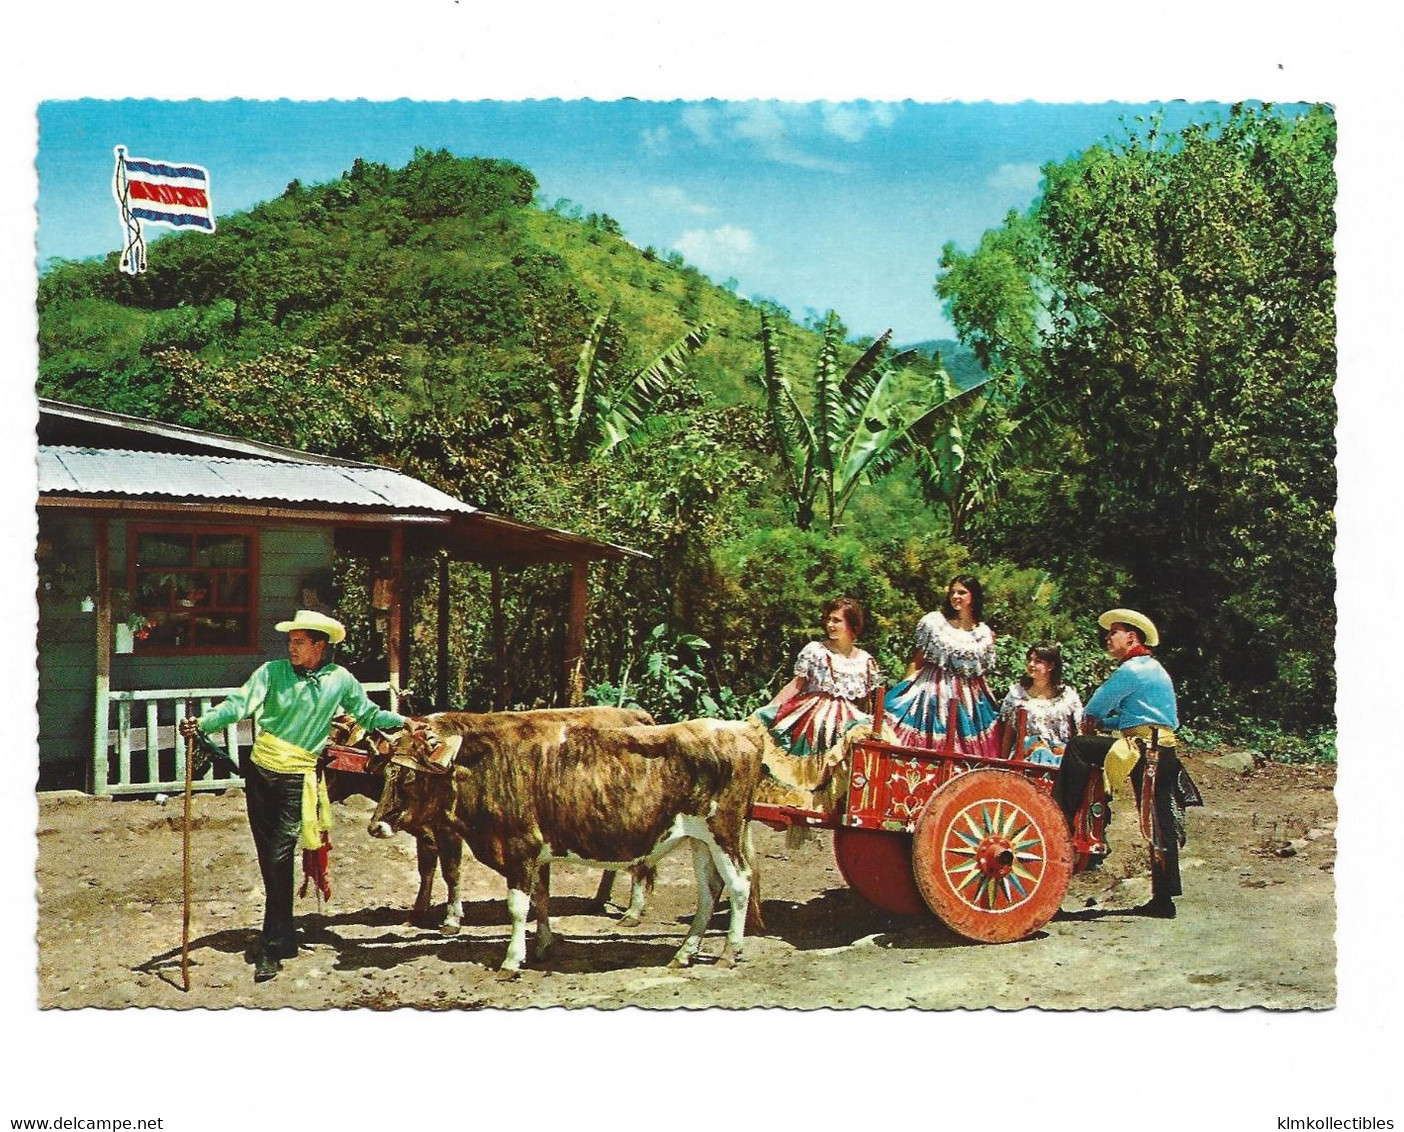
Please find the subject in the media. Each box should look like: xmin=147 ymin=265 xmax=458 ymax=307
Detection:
xmin=999 ymin=643 xmax=1084 ymax=766
xmin=755 ymin=596 xmax=883 ymax=759
xmin=883 ymin=574 xmax=1000 ymax=757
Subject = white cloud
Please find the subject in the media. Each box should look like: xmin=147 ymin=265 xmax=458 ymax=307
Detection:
xmin=650 ymin=185 xmax=718 ymax=216
xmin=820 ymin=101 xmax=898 ymax=143
xmin=675 ymin=101 xmax=851 ymax=172
xmin=726 ymin=103 xmax=847 ymax=172
xmin=673 ymin=224 xmax=756 ymax=272
xmin=680 ymin=104 xmax=718 ymax=145
xmin=726 ymin=102 xmax=788 ymax=147
xmin=987 ymin=162 xmax=1043 ymax=196
xmin=641 ymin=126 xmax=671 ymax=156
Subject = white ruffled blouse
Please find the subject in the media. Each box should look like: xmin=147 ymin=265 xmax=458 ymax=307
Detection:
xmin=998 ymin=683 xmax=1085 ymax=747
xmin=912 ymin=612 xmax=998 ymax=677
xmin=793 ymin=640 xmax=883 ymax=702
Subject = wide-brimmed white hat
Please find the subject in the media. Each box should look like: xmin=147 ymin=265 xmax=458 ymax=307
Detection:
xmin=1098 ymin=608 xmax=1159 ymax=648
xmin=275 ymin=609 xmax=346 ymax=644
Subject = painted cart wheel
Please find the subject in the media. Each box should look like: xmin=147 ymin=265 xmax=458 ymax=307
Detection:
xmin=833 ymin=827 xmax=927 ymax=916
xmin=911 ymin=769 xmax=1073 ymax=943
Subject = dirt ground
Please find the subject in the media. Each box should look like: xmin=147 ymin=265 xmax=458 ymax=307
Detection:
xmin=33 ymin=750 xmax=1335 ymax=1011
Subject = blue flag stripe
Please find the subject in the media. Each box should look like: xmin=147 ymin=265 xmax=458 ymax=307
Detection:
xmin=130 ymin=207 xmax=216 ymax=229
xmin=123 ymin=158 xmax=208 ymax=181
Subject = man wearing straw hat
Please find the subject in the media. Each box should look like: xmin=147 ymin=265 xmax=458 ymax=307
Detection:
xmin=180 ymin=610 xmax=407 ymax=981
xmin=1052 ymin=608 xmax=1202 ymax=919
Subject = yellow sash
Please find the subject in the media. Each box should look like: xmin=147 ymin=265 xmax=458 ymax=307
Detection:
xmin=1120 ymin=723 xmax=1177 ymax=747
xmin=251 ymin=731 xmax=334 ymax=850
xmin=1103 ymin=726 xmax=1176 ymax=797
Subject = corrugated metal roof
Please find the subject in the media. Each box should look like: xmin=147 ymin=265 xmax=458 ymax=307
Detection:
xmin=38 ymin=446 xmax=477 ymax=515
xmin=39 ymin=397 xmax=379 ymax=467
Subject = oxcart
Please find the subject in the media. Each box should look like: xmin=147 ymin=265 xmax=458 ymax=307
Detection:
xmin=324 ymin=701 xmax=1109 ymax=947
xmin=749 ymin=698 xmax=1109 ymax=943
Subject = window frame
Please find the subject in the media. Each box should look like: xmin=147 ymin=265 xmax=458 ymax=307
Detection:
xmin=125 ymin=524 xmax=262 ymax=656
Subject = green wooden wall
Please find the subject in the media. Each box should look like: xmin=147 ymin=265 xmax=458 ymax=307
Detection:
xmin=37 ymin=514 xmax=334 ymax=790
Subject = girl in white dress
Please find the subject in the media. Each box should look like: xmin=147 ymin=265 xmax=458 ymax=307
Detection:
xmin=999 ymin=643 xmax=1084 ymax=766
xmin=756 ymin=597 xmax=883 ymax=759
xmin=884 ymin=574 xmax=1001 ymax=757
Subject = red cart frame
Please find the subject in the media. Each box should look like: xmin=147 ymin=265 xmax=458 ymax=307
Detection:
xmin=749 ymin=696 xmax=1108 ymax=943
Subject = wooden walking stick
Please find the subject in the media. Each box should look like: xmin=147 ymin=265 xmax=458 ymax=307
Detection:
xmin=181 ymin=730 xmax=195 ymax=992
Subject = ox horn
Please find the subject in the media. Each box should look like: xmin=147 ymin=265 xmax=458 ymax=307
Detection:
xmin=362 ymin=726 xmax=405 ymax=775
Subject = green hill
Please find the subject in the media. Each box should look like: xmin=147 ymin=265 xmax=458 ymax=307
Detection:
xmin=37 ymin=148 xmax=963 ymax=540
xmin=897 ymin=338 xmax=990 ymax=390
xmin=38 ymin=148 xmax=858 ymax=420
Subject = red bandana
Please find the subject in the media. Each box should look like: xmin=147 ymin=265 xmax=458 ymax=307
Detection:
xmin=1123 ymin=643 xmax=1153 ymax=660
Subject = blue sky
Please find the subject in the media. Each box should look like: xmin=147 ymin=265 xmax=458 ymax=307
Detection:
xmin=38 ymin=98 xmax=1245 ymax=343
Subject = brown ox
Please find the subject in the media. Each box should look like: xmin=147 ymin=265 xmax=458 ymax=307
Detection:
xmin=324 ymin=715 xmax=452 ymax=930
xmin=368 ymin=716 xmax=765 ymax=975
xmin=334 ymin=706 xmax=655 ymax=933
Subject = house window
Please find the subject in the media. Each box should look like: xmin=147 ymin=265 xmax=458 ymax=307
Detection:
xmin=128 ymin=526 xmax=258 ymax=653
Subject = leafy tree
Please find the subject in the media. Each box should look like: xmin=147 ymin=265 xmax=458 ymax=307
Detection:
xmin=936 ymin=104 xmax=1336 ymax=726
xmin=585 ymin=623 xmax=746 ymax=722
xmin=397 ymin=148 xmax=537 ymax=221
xmin=692 ymin=526 xmax=1093 ymax=707
xmin=754 ymin=310 xmax=982 ymax=534
xmin=911 ymin=368 xmax=1075 ymax=541
xmin=545 ymin=303 xmax=713 ymax=461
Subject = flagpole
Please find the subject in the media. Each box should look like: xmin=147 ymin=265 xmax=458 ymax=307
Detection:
xmin=181 ymin=730 xmax=194 ymax=993
xmin=113 ymin=146 xmax=146 ymax=275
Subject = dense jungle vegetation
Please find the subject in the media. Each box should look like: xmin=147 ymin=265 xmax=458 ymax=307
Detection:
xmin=37 ymin=103 xmax=1337 ymax=759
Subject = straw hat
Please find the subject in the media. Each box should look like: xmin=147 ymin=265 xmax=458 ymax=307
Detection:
xmin=275 ymin=609 xmax=346 ymax=644
xmin=1098 ymin=608 xmax=1159 ymax=648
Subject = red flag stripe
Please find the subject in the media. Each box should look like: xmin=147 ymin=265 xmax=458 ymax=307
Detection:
xmin=128 ymin=180 xmax=210 ymax=209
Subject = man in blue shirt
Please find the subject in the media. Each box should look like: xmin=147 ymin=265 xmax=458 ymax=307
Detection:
xmin=1052 ymin=608 xmax=1202 ymax=918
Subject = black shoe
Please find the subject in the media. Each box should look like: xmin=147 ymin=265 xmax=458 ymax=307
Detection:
xmin=253 ymin=952 xmax=282 ymax=982
xmin=267 ymin=941 xmax=300 ymax=961
xmin=1133 ymin=898 xmax=1177 ymax=919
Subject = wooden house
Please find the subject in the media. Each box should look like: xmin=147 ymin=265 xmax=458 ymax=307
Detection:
xmin=36 ymin=398 xmax=643 ymax=794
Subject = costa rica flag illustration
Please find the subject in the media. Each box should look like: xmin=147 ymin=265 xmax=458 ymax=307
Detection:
xmin=112 ymin=145 xmax=216 ymax=274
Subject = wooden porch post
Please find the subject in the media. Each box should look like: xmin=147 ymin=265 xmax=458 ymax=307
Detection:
xmin=562 ymin=559 xmax=590 ymax=707
xmin=90 ymin=518 xmax=112 ymax=795
xmin=490 ymin=566 xmax=507 ymax=711
xmin=387 ymin=526 xmax=405 ymax=714
xmin=435 ymin=553 xmax=450 ymax=711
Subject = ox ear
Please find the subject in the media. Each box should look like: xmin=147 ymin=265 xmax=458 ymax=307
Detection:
xmin=423 ymin=732 xmax=462 ymax=771
xmin=391 ymin=752 xmax=452 ymax=775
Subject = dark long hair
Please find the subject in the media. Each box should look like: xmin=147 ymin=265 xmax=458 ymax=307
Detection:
xmin=942 ymin=574 xmax=985 ymax=624
xmin=1017 ymin=643 xmax=1065 ymax=692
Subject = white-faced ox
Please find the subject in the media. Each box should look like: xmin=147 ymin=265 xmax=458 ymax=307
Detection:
xmin=336 ymin=706 xmax=655 ymax=933
xmin=368 ymin=716 xmax=765 ymax=975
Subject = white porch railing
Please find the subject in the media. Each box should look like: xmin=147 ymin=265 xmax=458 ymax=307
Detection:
xmin=94 ymin=682 xmax=393 ymax=796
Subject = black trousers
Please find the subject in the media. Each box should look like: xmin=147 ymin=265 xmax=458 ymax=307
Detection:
xmin=1130 ymin=750 xmax=1187 ymax=901
xmin=243 ymin=761 xmax=304 ymax=955
xmin=1053 ymin=734 xmax=1183 ymax=902
xmin=1052 ymin=734 xmax=1115 ymax=831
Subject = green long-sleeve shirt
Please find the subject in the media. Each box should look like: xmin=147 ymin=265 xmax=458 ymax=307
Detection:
xmin=198 ymin=660 xmax=406 ymax=753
